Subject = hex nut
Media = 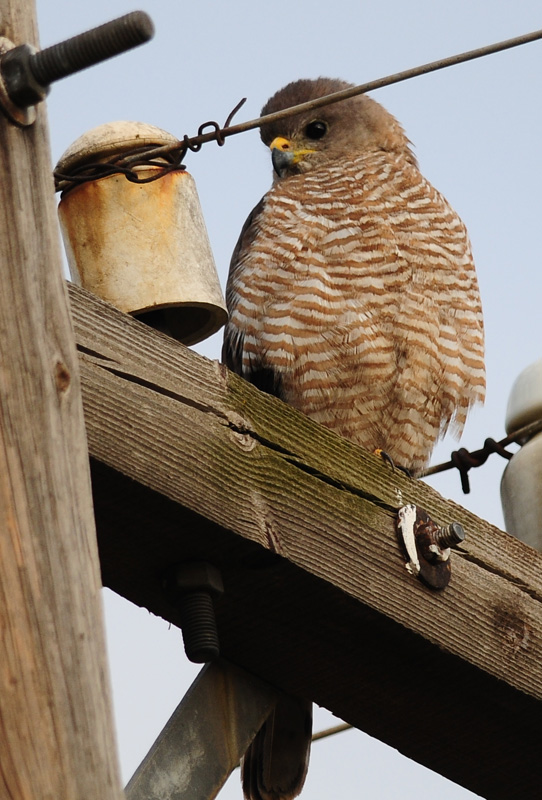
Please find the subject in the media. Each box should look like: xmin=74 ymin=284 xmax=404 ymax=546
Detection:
xmin=164 ymin=561 xmax=224 ymax=603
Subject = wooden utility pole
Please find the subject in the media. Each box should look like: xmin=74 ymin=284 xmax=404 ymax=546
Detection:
xmin=0 ymin=2 xmax=123 ymax=798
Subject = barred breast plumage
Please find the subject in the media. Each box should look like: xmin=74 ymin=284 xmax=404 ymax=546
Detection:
xmin=224 ymin=83 xmax=484 ymax=475
xmin=223 ymin=77 xmax=485 ymax=800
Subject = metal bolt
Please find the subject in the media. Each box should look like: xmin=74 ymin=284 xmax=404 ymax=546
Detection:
xmin=0 ymin=11 xmax=154 ymax=108
xmin=163 ymin=562 xmax=224 ymax=664
xmin=435 ymin=521 xmax=465 ymax=549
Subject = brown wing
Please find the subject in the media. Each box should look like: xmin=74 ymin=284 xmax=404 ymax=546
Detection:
xmin=222 ymin=198 xmax=264 ymax=376
xmin=222 ymin=197 xmax=285 ymax=398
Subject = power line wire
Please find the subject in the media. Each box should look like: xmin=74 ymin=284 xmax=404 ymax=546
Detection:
xmin=55 ymin=26 xmax=542 ymax=193
xmin=124 ymin=27 xmax=542 ymax=163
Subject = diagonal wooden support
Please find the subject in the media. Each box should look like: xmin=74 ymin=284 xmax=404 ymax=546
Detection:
xmin=125 ymin=659 xmax=277 ymax=800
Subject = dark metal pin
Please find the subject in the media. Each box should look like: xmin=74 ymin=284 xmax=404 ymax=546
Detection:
xmin=0 ymin=11 xmax=154 ymax=110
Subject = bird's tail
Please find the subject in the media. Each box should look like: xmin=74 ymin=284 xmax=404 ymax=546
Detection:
xmin=241 ymin=696 xmax=312 ymax=800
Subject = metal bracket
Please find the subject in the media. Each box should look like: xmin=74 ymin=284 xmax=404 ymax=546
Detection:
xmin=124 ymin=659 xmax=279 ymax=800
xmin=396 ymin=504 xmax=465 ymax=590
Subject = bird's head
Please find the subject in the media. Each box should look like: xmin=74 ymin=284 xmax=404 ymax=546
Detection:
xmin=259 ymin=77 xmax=416 ymax=179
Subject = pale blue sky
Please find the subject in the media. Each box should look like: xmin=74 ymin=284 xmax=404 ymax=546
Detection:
xmin=36 ymin=1 xmax=542 ymax=797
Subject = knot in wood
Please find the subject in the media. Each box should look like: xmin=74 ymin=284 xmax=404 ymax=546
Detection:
xmin=226 ymin=413 xmax=257 ymax=451
xmin=495 ymin=606 xmax=531 ymax=656
xmin=232 ymin=430 xmax=257 ymax=451
xmin=54 ymin=360 xmax=71 ymax=394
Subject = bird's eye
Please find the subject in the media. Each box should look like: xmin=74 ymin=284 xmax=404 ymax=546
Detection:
xmin=304 ymin=120 xmax=328 ymax=140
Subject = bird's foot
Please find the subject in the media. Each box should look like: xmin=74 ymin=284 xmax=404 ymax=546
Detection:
xmin=373 ymin=449 xmax=412 ymax=478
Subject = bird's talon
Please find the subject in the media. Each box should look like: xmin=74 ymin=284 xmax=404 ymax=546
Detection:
xmin=374 ymin=449 xmax=412 ymax=477
xmin=396 ymin=464 xmax=413 ymax=478
xmin=374 ymin=448 xmax=394 ymax=468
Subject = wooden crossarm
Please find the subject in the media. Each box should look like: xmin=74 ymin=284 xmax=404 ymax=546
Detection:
xmin=69 ymin=281 xmax=542 ymax=800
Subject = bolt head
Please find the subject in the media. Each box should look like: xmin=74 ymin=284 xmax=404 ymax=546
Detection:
xmin=448 ymin=522 xmax=465 ymax=544
xmin=163 ymin=561 xmax=224 ymax=602
xmin=1 ymin=44 xmax=48 ymax=108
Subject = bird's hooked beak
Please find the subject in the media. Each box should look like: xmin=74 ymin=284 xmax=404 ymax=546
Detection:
xmin=269 ymin=136 xmax=315 ymax=177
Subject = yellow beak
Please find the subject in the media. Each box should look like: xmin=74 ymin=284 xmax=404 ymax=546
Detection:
xmin=269 ymin=136 xmax=315 ymax=176
xmin=270 ymin=136 xmax=315 ymax=163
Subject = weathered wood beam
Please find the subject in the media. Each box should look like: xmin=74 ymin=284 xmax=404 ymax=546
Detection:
xmin=0 ymin=3 xmax=123 ymax=798
xmin=69 ymin=281 xmax=542 ymax=800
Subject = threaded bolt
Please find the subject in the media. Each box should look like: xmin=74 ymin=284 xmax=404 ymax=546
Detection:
xmin=436 ymin=522 xmax=465 ymax=549
xmin=163 ymin=562 xmax=224 ymax=664
xmin=32 ymin=12 xmax=154 ymax=85
xmin=1 ymin=11 xmax=154 ymax=108
xmin=178 ymin=591 xmax=220 ymax=663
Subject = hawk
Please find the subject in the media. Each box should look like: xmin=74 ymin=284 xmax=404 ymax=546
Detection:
xmin=223 ymin=77 xmax=485 ymax=799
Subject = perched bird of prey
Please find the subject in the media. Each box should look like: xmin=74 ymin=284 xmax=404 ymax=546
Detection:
xmin=223 ymin=77 xmax=485 ymax=799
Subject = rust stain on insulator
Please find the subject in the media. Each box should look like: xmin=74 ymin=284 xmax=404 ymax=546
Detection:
xmin=56 ymin=121 xmax=228 ymax=346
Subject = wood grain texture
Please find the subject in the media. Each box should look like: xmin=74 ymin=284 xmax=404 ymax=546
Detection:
xmin=0 ymin=3 xmax=122 ymax=798
xmin=69 ymin=281 xmax=542 ymax=799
